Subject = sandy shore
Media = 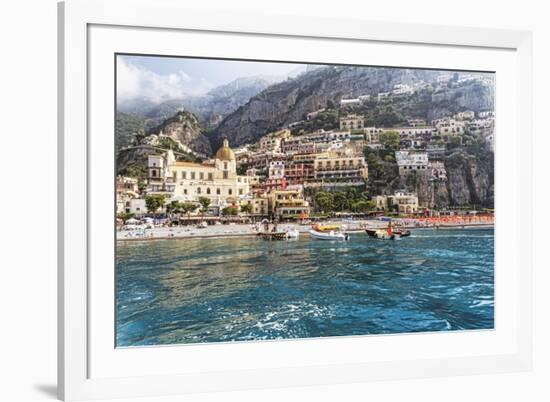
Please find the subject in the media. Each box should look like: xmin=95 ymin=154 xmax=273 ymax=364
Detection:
xmin=118 ymin=222 xmax=329 ymax=241
xmin=117 ymin=220 xmax=494 ymax=241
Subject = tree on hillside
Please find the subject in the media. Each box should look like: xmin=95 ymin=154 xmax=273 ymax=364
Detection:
xmin=125 ymin=164 xmax=147 ymax=181
xmin=333 ymin=192 xmax=351 ymax=211
xmin=145 ymin=194 xmax=166 ymax=214
xmin=180 ymin=201 xmax=198 ymax=221
xmin=315 ymin=191 xmax=335 ymax=213
xmin=374 ymin=106 xmax=405 ymax=127
xmin=222 ymin=206 xmax=239 ymax=216
xmin=237 ymin=162 xmax=249 ymax=175
xmin=240 ymin=203 xmax=253 ymax=215
xmin=379 ymin=130 xmax=400 ymax=150
xmin=166 ymin=200 xmax=179 ymax=215
xmin=351 ymin=200 xmax=376 ymax=213
xmin=117 ymin=212 xmax=135 ymax=222
xmin=345 ymin=187 xmax=359 ymax=201
xmin=364 ymin=147 xmax=383 ymax=178
xmin=198 ymin=197 xmax=211 ymax=217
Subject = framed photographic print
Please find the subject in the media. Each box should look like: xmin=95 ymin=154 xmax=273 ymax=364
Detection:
xmin=58 ymin=0 xmax=533 ymax=400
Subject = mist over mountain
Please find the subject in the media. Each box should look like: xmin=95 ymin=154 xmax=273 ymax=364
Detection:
xmin=117 ymin=75 xmax=288 ymax=129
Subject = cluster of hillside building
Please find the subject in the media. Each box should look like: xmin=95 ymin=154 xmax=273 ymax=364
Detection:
xmin=117 ymin=103 xmax=494 ymax=219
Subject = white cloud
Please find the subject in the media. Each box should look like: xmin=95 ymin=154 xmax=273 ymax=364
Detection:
xmin=116 ymin=58 xmax=211 ymax=104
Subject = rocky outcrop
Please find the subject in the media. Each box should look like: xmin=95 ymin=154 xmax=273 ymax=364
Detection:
xmin=147 ymin=110 xmax=212 ymax=155
xmin=443 ymin=150 xmax=494 ymax=208
xmin=117 ymin=146 xmax=156 ymax=177
xmin=428 ymin=82 xmax=494 ymax=121
xmin=395 ymin=148 xmax=494 ymax=209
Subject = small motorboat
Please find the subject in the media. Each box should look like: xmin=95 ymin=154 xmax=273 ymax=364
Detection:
xmin=309 ymin=229 xmax=348 ymax=241
xmin=311 ymin=223 xmax=340 ymax=232
xmin=365 ymin=228 xmax=395 ymax=240
xmin=286 ymin=228 xmax=300 ymax=239
xmin=393 ymin=228 xmax=411 ymax=237
xmin=365 ymin=229 xmax=378 ymax=238
xmin=372 ymin=229 xmax=395 ymax=240
xmin=258 ymin=226 xmax=299 ymax=241
xmin=366 ymin=221 xmax=396 ymax=240
xmin=259 ymin=231 xmax=288 ymax=240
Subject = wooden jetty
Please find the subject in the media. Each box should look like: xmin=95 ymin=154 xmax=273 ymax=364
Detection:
xmin=257 ymin=232 xmax=288 ymax=240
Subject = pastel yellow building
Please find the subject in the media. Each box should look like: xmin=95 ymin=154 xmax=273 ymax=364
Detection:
xmin=147 ymin=139 xmax=250 ymax=209
xmin=313 ymin=152 xmax=368 ymax=184
xmin=268 ymin=188 xmax=310 ymax=218
xmin=374 ymin=191 xmax=419 ymax=214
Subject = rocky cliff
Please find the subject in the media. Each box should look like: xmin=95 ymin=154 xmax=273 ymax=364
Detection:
xmin=211 ymin=67 xmax=494 ymax=149
xmin=398 ymin=149 xmax=494 ymax=209
xmin=428 ymin=82 xmax=494 ymax=121
xmin=147 ymin=110 xmax=212 ymax=155
xmin=210 ymin=67 xmax=433 ymax=148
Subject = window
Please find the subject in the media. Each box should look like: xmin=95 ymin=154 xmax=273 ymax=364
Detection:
xmin=228 ymin=189 xmax=232 ymax=195
xmin=183 ymin=189 xmax=187 ymax=195
xmin=200 ymin=172 xmax=204 ymax=180
xmin=152 ymin=170 xmax=157 ymax=177
xmin=197 ymin=187 xmax=201 ymax=194
xmin=224 ymin=162 xmax=228 ymax=170
xmin=208 ymin=173 xmax=213 ymax=181
xmin=191 ymin=172 xmax=196 ymax=180
xmin=206 ymin=188 xmax=211 ymax=195
xmin=216 ymin=188 xmax=220 ymax=195
xmin=239 ymin=189 xmax=243 ymax=195
xmin=181 ymin=171 xmax=186 ymax=179
xmin=223 ymin=171 xmax=228 ymax=179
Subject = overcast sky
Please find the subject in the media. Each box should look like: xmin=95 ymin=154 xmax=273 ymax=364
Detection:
xmin=116 ymin=55 xmax=307 ymax=103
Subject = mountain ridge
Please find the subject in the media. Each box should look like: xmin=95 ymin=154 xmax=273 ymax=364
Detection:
xmin=210 ymin=66 xmax=493 ymax=149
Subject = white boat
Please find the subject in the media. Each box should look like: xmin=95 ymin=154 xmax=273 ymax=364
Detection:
xmin=286 ymin=228 xmax=300 ymax=239
xmin=308 ymin=229 xmax=348 ymax=241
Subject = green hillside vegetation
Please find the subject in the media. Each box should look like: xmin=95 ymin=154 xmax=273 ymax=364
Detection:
xmin=290 ymin=110 xmax=339 ymax=135
xmin=363 ymin=147 xmax=400 ymax=197
xmin=115 ymin=112 xmax=148 ymax=151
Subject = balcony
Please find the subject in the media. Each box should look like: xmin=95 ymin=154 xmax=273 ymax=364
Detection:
xmin=315 ymin=167 xmax=363 ymax=172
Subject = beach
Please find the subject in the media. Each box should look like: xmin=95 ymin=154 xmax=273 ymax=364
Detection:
xmin=116 ymin=218 xmax=495 ymax=241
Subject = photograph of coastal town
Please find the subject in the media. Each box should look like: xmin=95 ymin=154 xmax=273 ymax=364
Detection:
xmin=115 ymin=55 xmax=495 ymax=347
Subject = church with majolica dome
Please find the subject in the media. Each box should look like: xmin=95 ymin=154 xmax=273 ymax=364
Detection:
xmin=147 ymin=138 xmax=251 ymax=209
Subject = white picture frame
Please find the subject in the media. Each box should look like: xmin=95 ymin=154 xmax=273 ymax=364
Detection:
xmin=58 ymin=0 xmax=533 ymax=400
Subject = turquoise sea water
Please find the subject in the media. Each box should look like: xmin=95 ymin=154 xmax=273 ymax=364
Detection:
xmin=116 ymin=228 xmax=494 ymax=347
